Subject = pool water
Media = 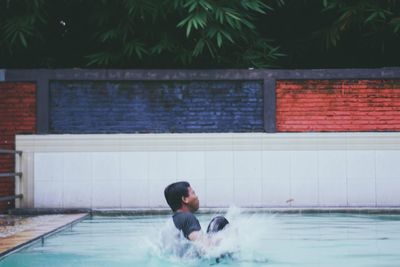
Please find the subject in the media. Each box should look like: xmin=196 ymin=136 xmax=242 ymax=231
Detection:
xmin=1 ymin=210 xmax=400 ymax=267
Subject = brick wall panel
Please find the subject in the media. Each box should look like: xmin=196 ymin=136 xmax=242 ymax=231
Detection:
xmin=49 ymin=80 xmax=264 ymax=133
xmin=276 ymin=80 xmax=400 ymax=132
xmin=0 ymin=82 xmax=36 ymax=212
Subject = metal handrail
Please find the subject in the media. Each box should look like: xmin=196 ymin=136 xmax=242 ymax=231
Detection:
xmin=0 ymin=172 xmax=22 ymax=178
xmin=0 ymin=149 xmax=22 ymax=155
xmin=0 ymin=148 xmax=23 ymax=204
xmin=0 ymin=194 xmax=23 ymax=202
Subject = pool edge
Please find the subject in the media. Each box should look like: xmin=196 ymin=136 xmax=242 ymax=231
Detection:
xmin=0 ymin=213 xmax=90 ymax=261
xmin=9 ymin=207 xmax=400 ymax=216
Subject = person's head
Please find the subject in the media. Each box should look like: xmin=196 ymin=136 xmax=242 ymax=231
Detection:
xmin=164 ymin=181 xmax=199 ymax=212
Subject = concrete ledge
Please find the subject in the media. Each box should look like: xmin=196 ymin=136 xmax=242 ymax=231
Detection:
xmin=93 ymin=207 xmax=400 ymax=215
xmin=9 ymin=208 xmax=92 ymax=216
xmin=9 ymin=207 xmax=400 ymax=216
xmin=10 ymin=207 xmax=399 ymax=216
xmin=0 ymin=213 xmax=89 ymax=260
xmin=16 ymin=132 xmax=400 ymax=152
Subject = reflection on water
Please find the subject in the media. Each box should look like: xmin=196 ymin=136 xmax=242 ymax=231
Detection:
xmin=1 ymin=208 xmax=400 ymax=267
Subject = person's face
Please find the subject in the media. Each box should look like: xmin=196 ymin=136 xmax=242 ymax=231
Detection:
xmin=183 ymin=186 xmax=200 ymax=212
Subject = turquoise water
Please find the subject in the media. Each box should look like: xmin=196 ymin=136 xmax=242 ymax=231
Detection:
xmin=1 ymin=211 xmax=400 ymax=267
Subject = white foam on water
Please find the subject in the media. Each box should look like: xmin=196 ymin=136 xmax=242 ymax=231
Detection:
xmin=147 ymin=206 xmax=276 ymax=265
xmin=216 ymin=206 xmax=275 ymax=263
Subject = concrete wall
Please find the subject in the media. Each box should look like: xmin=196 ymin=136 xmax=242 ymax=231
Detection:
xmin=3 ymin=69 xmax=400 ymax=211
xmin=16 ymin=133 xmax=400 ymax=209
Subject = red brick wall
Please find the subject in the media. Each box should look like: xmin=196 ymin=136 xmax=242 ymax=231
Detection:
xmin=276 ymin=80 xmax=400 ymax=132
xmin=0 ymin=83 xmax=36 ymax=212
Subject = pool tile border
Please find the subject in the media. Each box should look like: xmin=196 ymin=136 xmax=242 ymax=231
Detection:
xmin=92 ymin=207 xmax=400 ymax=215
xmin=9 ymin=207 xmax=400 ymax=216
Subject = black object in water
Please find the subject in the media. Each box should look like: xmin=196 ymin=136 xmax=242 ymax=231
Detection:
xmin=206 ymin=216 xmax=229 ymax=234
xmin=206 ymin=216 xmax=233 ymax=264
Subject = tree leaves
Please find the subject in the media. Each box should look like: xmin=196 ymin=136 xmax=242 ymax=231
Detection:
xmin=321 ymin=0 xmax=400 ymax=48
xmin=86 ymin=52 xmax=116 ymax=66
xmin=391 ymin=17 xmax=400 ymax=34
xmin=177 ymin=12 xmax=208 ymax=37
xmin=241 ymin=38 xmax=285 ymax=68
xmin=0 ymin=0 xmax=280 ymax=67
xmin=1 ymin=0 xmax=398 ymax=68
xmin=123 ymin=40 xmax=147 ymax=59
xmin=0 ymin=0 xmax=46 ymax=50
xmin=174 ymin=0 xmax=272 ymax=62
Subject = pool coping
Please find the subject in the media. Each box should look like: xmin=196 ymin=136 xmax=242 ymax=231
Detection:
xmin=94 ymin=207 xmax=400 ymax=215
xmin=9 ymin=207 xmax=400 ymax=216
xmin=0 ymin=213 xmax=89 ymax=261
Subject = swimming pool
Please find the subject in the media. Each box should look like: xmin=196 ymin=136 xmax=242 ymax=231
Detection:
xmin=1 ymin=211 xmax=400 ymax=267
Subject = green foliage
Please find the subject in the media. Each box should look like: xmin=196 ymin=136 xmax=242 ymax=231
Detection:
xmin=321 ymin=0 xmax=400 ymax=49
xmin=175 ymin=0 xmax=267 ymax=57
xmin=83 ymin=0 xmax=282 ymax=67
xmin=0 ymin=0 xmax=399 ymax=68
xmin=0 ymin=0 xmax=46 ymax=51
xmin=0 ymin=0 xmax=284 ymax=68
xmin=241 ymin=39 xmax=286 ymax=68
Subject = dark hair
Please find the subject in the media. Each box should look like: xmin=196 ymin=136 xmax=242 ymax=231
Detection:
xmin=164 ymin=181 xmax=190 ymax=212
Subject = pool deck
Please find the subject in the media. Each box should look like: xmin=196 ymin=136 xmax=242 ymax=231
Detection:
xmin=0 ymin=213 xmax=89 ymax=259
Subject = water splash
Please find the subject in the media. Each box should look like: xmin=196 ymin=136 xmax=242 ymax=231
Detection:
xmin=148 ymin=206 xmax=275 ymax=264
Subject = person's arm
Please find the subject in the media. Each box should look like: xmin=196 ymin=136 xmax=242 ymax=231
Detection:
xmin=188 ymin=230 xmax=201 ymax=241
xmin=180 ymin=213 xmax=202 ymax=241
xmin=189 ymin=230 xmax=221 ymax=248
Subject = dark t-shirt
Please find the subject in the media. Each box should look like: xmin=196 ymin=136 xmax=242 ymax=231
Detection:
xmin=172 ymin=211 xmax=201 ymax=239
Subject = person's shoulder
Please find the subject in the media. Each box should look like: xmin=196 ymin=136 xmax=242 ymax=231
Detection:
xmin=173 ymin=212 xmax=200 ymax=225
xmin=173 ymin=211 xmax=197 ymax=219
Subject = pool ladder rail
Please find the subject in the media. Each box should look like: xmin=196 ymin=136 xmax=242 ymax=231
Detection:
xmin=0 ymin=149 xmax=23 ymax=204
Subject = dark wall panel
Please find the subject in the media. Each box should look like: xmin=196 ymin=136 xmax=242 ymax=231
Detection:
xmin=49 ymin=80 xmax=263 ymax=133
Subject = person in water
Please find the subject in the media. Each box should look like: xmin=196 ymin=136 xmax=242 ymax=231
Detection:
xmin=164 ymin=181 xmax=229 ymax=242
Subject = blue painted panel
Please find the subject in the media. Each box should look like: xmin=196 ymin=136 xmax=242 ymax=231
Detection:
xmin=49 ymin=81 xmax=263 ymax=133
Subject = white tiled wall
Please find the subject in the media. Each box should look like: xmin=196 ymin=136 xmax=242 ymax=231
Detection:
xmin=177 ymin=152 xmax=205 ymax=180
xmin=24 ymin=133 xmax=400 ymax=208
